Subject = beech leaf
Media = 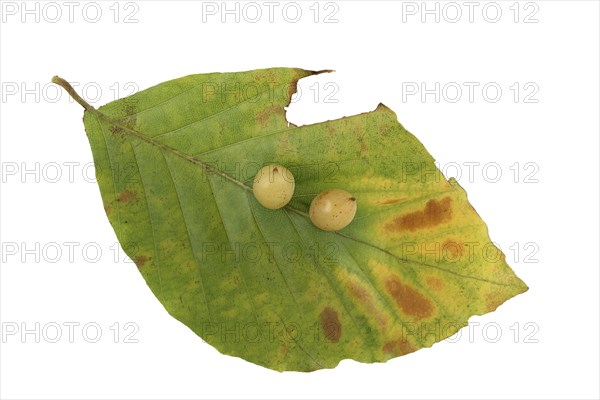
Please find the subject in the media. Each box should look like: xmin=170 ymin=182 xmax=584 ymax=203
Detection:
xmin=53 ymin=68 xmax=527 ymax=372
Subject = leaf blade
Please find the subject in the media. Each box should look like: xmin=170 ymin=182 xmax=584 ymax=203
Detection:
xmin=58 ymin=67 xmax=528 ymax=371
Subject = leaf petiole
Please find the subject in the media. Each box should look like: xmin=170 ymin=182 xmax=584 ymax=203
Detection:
xmin=51 ymin=76 xmax=102 ymax=116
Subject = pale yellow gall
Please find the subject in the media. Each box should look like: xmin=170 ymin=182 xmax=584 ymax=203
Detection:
xmin=309 ymin=189 xmax=357 ymax=231
xmin=252 ymin=165 xmax=295 ymax=209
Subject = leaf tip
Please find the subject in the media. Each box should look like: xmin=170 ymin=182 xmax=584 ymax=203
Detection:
xmin=375 ymin=102 xmax=393 ymax=112
xmin=518 ymin=280 xmax=530 ymax=294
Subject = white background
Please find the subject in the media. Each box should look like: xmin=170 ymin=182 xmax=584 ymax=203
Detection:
xmin=1 ymin=1 xmax=599 ymax=399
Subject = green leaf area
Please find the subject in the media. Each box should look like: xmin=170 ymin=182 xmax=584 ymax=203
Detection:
xmin=54 ymin=68 xmax=527 ymax=372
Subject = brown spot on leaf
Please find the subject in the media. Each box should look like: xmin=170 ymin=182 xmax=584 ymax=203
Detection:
xmin=103 ymin=204 xmax=113 ymax=214
xmin=348 ymin=281 xmax=369 ymax=301
xmin=348 ymin=281 xmax=389 ymax=330
xmin=287 ymin=80 xmax=300 ymax=100
xmin=383 ymin=337 xmax=415 ymax=355
xmin=116 ymin=190 xmax=136 ymax=203
xmin=319 ymin=307 xmax=341 ymax=343
xmin=385 ymin=197 xmax=452 ymax=232
xmin=425 ymin=276 xmax=445 ymax=291
xmin=357 ymin=133 xmax=367 ymax=156
xmin=117 ymin=101 xmax=138 ymax=130
xmin=326 ymin=124 xmax=335 ymax=139
xmin=442 ymin=239 xmax=464 ymax=260
xmin=121 ymin=116 xmax=137 ymax=130
xmin=134 ymin=255 xmax=149 ymax=268
xmin=109 ymin=125 xmax=123 ymax=135
xmin=485 ymin=292 xmax=505 ymax=311
xmin=386 ymin=276 xmax=434 ymax=320
xmin=123 ymin=102 xmax=137 ymax=116
xmin=256 ymin=104 xmax=284 ymax=127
